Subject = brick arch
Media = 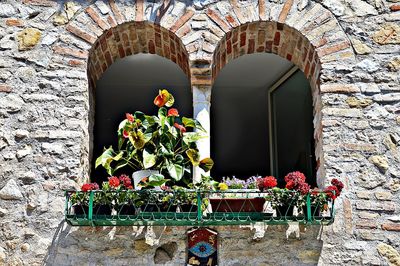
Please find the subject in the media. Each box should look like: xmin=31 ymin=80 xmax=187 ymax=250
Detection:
xmin=209 ymin=17 xmax=355 ymax=184
xmin=87 ymin=21 xmax=190 ymax=89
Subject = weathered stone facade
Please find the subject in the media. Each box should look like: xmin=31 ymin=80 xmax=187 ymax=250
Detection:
xmin=0 ymin=0 xmax=399 ymax=265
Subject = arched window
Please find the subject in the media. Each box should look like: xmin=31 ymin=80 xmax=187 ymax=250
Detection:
xmin=211 ymin=53 xmax=315 ymax=185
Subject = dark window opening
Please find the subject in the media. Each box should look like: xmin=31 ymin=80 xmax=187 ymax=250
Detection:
xmin=211 ymin=53 xmax=316 ymax=185
xmin=91 ymin=54 xmax=192 ymax=183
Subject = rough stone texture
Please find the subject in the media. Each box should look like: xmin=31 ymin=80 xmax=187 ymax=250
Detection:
xmin=0 ymin=0 xmax=398 ymax=265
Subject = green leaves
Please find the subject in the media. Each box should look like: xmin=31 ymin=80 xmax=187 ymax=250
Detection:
xmin=147 ymin=174 xmax=168 ymax=187
xmin=95 ymin=147 xmax=124 ymax=175
xmin=167 ymin=162 xmax=184 ymax=181
xmin=143 ymin=149 xmax=156 ymax=169
xmin=129 ymin=130 xmax=146 ymax=149
xmin=182 ymin=117 xmax=206 ymax=132
xmin=199 ymin=158 xmax=214 ymax=172
xmin=183 ymin=132 xmax=206 ymax=145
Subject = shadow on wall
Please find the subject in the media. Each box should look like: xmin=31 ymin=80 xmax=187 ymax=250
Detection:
xmin=43 ymin=222 xmax=324 ymax=266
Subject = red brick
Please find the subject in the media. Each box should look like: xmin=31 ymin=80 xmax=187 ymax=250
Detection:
xmin=286 ymin=53 xmax=292 ymax=61
xmin=273 ymin=32 xmax=280 ymax=46
xmin=170 ymin=9 xmax=194 ymax=32
xmin=0 ymin=84 xmax=12 ymax=93
xmin=53 ymin=45 xmax=88 ymax=59
xmin=163 ymin=44 xmax=170 ymax=58
xmin=265 ymin=41 xmax=272 ymax=52
xmin=317 ymin=41 xmax=350 ymax=57
xmin=390 ymin=4 xmax=400 ymax=11
xmin=382 ymin=223 xmax=400 ymax=231
xmin=68 ymin=59 xmax=84 ymax=66
xmin=6 ymin=19 xmax=24 ymax=27
xmin=356 ymin=221 xmax=378 ymax=229
xmin=248 ymin=38 xmax=255 ymax=53
xmin=232 ymin=30 xmax=238 ymax=44
xmin=226 ymin=39 xmax=232 ymax=54
xmin=240 ymin=32 xmax=246 ymax=47
xmin=229 ymin=0 xmax=245 ymax=23
xmin=256 ymin=46 xmax=264 ymax=52
xmin=148 ymin=40 xmax=155 ymax=54
xmin=86 ymin=6 xmax=109 ymax=31
xmin=104 ymin=51 xmax=112 ymax=66
xmin=136 ymin=0 xmax=144 ymax=21
xmin=225 ymin=14 xmax=239 ymax=27
xmin=109 ymin=0 xmax=125 ymax=24
xmin=66 ymin=24 xmax=96 ymax=44
xmin=155 ymin=32 xmax=162 ymax=47
xmin=118 ymin=44 xmax=125 ymax=58
xmin=206 ymin=9 xmax=230 ymax=32
xmin=278 ymin=0 xmax=293 ymax=23
xmin=107 ymin=15 xmax=117 ymax=28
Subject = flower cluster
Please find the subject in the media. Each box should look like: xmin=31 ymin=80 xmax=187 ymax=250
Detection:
xmin=108 ymin=176 xmax=120 ymax=188
xmin=81 ymin=183 xmax=99 ymax=192
xmin=257 ymin=176 xmax=278 ymax=190
xmin=119 ymin=174 xmax=133 ymax=189
xmin=324 ymin=178 xmax=344 ymax=200
xmin=284 ymin=171 xmax=310 ymax=195
xmin=221 ymin=176 xmax=260 ymax=189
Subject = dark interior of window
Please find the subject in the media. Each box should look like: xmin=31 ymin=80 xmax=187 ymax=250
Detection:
xmin=211 ymin=54 xmax=316 ymax=185
xmin=92 ymin=54 xmax=192 ymax=182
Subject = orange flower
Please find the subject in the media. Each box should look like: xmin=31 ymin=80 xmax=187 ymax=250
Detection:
xmin=126 ymin=113 xmax=134 ymax=122
xmin=167 ymin=108 xmax=179 ymax=117
xmin=154 ymin=90 xmax=169 ymax=107
xmin=154 ymin=89 xmax=174 ymax=107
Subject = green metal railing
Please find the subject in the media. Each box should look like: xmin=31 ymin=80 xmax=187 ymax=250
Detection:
xmin=65 ymin=190 xmax=335 ymax=226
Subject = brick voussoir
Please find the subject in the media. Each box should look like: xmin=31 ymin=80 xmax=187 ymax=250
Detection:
xmin=278 ymin=0 xmax=294 ymax=23
xmin=170 ymin=9 xmax=195 ymax=33
xmin=86 ymin=6 xmax=110 ymax=31
xmin=316 ymin=40 xmax=351 ymax=57
xmin=109 ymin=0 xmax=125 ymax=24
xmin=53 ymin=45 xmax=89 ymax=59
xmin=66 ymin=24 xmax=97 ymax=44
xmin=382 ymin=223 xmax=400 ymax=231
xmin=206 ymin=9 xmax=231 ymax=33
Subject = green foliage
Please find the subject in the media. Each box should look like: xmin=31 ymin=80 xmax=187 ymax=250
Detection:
xmin=95 ymin=89 xmax=214 ymax=187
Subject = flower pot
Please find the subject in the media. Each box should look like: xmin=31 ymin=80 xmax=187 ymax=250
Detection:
xmin=132 ymin=170 xmax=159 ymax=190
xmin=73 ymin=204 xmax=88 ymax=216
xmin=140 ymin=203 xmax=177 ymax=212
xmin=93 ymin=204 xmax=112 ymax=215
xmin=275 ymin=205 xmax=294 ymax=217
xmin=210 ymin=198 xmax=265 ymax=212
xmin=302 ymin=205 xmax=321 ymax=218
xmin=180 ymin=204 xmax=198 ymax=212
xmin=116 ymin=204 xmax=137 ymax=215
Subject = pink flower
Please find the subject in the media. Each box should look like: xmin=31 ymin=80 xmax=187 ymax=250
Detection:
xmin=123 ymin=130 xmax=129 ymax=138
xmin=126 ymin=113 xmax=134 ymax=122
xmin=174 ymin=122 xmax=186 ymax=133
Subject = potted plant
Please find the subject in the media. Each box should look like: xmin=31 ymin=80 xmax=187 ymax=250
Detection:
xmin=210 ymin=176 xmax=265 ymax=213
xmin=95 ymin=89 xmax=214 ymax=189
xmin=112 ymin=174 xmax=139 ymax=216
xmin=70 ymin=182 xmax=99 ymax=216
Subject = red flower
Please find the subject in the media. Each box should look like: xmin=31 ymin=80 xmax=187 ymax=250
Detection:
xmin=325 ymin=185 xmax=340 ymax=200
xmin=285 ymin=180 xmax=295 ymax=190
xmin=108 ymin=176 xmax=120 ymax=188
xmin=154 ymin=90 xmax=169 ymax=107
xmin=284 ymin=171 xmax=306 ymax=184
xmin=263 ymin=176 xmax=277 ymax=188
xmin=123 ymin=130 xmax=129 ymax=138
xmin=298 ymin=182 xmax=310 ymax=195
xmin=331 ymin=178 xmax=344 ymax=192
xmin=174 ymin=122 xmax=186 ymax=133
xmin=81 ymin=183 xmax=92 ymax=192
xmin=126 ymin=113 xmax=134 ymax=122
xmin=167 ymin=108 xmax=179 ymax=117
xmin=81 ymin=183 xmax=99 ymax=192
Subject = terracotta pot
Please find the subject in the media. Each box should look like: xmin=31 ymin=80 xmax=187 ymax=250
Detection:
xmin=210 ymin=198 xmax=265 ymax=212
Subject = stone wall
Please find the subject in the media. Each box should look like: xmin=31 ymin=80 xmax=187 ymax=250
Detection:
xmin=0 ymin=0 xmax=399 ymax=265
